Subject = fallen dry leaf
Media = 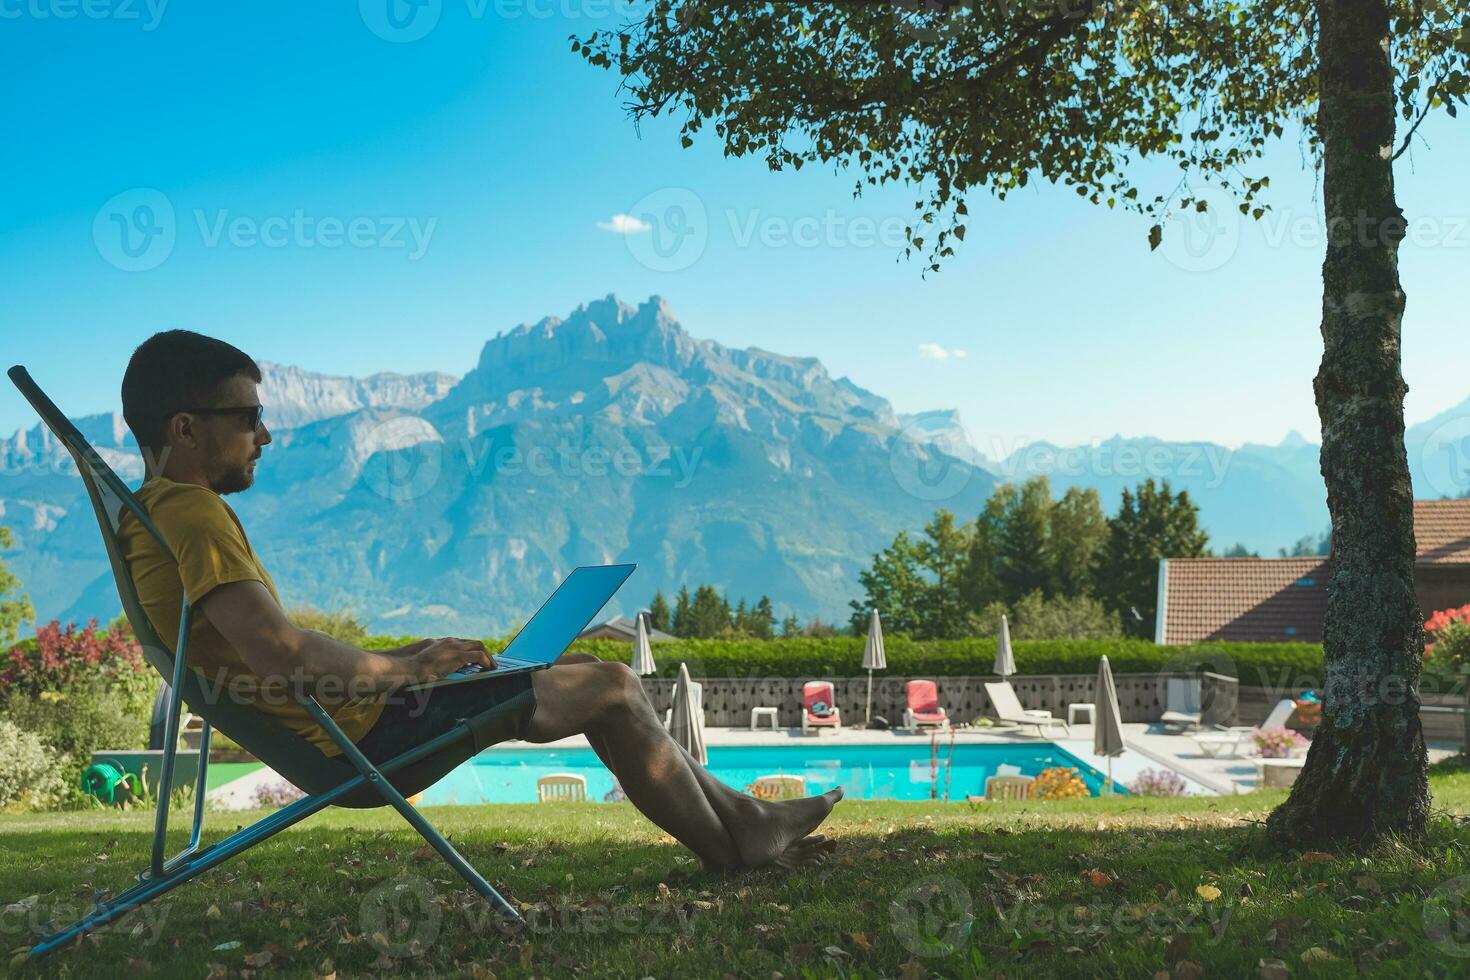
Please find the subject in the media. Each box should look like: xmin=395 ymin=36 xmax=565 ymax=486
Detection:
xmin=1174 ymin=960 xmax=1205 ymax=979
xmin=850 ymin=931 xmax=874 ymax=954
xmin=1300 ymin=947 xmax=1337 ymax=963
xmin=1257 ymin=958 xmax=1289 ymax=979
xmin=1195 ymin=884 xmax=1222 ymax=902
xmin=1298 ymin=852 xmax=1335 ymax=865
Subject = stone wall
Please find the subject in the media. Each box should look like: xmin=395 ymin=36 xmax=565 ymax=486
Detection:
xmin=641 ymin=672 xmax=1238 ymax=729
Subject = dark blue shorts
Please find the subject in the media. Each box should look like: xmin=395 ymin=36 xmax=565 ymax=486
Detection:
xmin=354 ymin=670 xmax=538 ymax=772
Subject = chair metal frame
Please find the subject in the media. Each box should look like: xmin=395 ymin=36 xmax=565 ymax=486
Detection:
xmin=7 ymin=366 xmax=524 ymax=960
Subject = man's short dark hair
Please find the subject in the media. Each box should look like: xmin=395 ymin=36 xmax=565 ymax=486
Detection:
xmin=122 ymin=330 xmax=262 ymax=456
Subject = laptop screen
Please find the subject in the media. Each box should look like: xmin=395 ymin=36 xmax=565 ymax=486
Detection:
xmin=499 ymin=564 xmax=637 ymax=665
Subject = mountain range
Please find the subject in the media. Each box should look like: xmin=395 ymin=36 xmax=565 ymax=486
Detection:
xmin=2 ymin=295 xmax=1465 ymax=634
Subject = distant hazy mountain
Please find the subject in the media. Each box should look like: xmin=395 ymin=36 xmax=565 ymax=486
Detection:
xmin=0 ymin=296 xmax=993 ymax=634
xmin=4 ymin=298 xmax=1463 ymax=633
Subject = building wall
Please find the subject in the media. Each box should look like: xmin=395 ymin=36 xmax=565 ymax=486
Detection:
xmin=1417 ymin=566 xmax=1470 ymax=616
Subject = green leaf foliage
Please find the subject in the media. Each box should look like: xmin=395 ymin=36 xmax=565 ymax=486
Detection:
xmin=573 ymin=2 xmax=1467 ymax=261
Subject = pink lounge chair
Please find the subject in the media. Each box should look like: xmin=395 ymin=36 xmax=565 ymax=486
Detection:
xmin=904 ymin=679 xmax=950 ymax=731
xmin=801 ymin=681 xmax=842 ymax=735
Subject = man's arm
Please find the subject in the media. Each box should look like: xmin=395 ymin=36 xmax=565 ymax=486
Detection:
xmin=198 ymin=580 xmax=493 ymax=697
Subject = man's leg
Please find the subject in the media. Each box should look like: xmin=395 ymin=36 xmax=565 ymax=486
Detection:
xmin=525 ymin=660 xmax=840 ymax=870
xmin=551 ymin=653 xmax=838 ymax=862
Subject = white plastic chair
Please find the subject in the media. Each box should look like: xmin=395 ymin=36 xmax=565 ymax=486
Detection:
xmin=537 ymin=773 xmax=587 ymax=803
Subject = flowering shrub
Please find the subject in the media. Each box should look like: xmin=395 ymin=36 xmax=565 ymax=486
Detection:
xmin=1426 ymin=604 xmax=1470 ymax=635
xmin=252 ymin=779 xmax=306 ymax=808
xmin=1032 ymin=766 xmax=1090 ymax=800
xmin=1129 ymin=768 xmax=1188 ymax=797
xmin=1 ymin=619 xmax=150 ymax=704
xmin=1426 ymin=606 xmax=1470 ymax=670
xmin=1251 ymin=726 xmax=1309 ymax=759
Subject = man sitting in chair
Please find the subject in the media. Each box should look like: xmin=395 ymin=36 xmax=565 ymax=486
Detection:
xmin=117 ymin=329 xmax=840 ymax=872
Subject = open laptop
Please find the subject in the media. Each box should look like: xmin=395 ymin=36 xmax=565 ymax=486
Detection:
xmin=405 ymin=563 xmax=637 ymax=691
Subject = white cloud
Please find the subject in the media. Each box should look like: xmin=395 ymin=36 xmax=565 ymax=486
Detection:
xmin=918 ymin=343 xmax=967 ymax=361
xmin=598 ymin=213 xmax=652 ymax=234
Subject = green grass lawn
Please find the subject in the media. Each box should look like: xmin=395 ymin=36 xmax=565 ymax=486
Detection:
xmin=4 ymin=774 xmax=1470 ymax=978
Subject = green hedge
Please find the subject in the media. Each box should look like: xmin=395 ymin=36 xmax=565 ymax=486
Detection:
xmin=364 ymin=634 xmax=1330 ymax=683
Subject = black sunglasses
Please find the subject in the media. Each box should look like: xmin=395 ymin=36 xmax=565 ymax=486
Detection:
xmin=178 ymin=405 xmax=265 ymax=430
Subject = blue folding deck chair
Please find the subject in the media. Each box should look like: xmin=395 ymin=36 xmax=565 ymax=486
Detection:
xmin=7 ymin=366 xmax=526 ymax=960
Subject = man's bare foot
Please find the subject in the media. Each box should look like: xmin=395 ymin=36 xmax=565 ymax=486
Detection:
xmin=727 ymin=788 xmax=844 ymax=869
xmin=774 ymin=834 xmax=838 ymax=869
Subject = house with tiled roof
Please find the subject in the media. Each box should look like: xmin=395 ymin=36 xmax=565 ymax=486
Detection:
xmin=1156 ymin=499 xmax=1470 ymax=645
xmin=576 ymin=613 xmax=678 ymax=643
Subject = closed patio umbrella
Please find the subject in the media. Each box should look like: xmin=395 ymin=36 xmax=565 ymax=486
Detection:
xmin=1094 ymin=654 xmax=1127 ymax=795
xmin=862 ymin=609 xmax=886 ymax=724
xmin=994 ymin=615 xmax=1016 ymax=678
xmin=669 ymin=662 xmax=707 ymax=766
xmin=631 ymin=612 xmax=657 ymax=676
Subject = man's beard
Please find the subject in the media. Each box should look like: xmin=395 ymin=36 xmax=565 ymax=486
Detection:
xmin=214 ymin=463 xmax=253 ymax=495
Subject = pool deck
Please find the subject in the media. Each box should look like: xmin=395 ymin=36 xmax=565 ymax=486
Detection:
xmin=204 ymin=724 xmax=1465 ymax=810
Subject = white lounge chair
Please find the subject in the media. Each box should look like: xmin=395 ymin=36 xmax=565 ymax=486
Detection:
xmin=1193 ymin=699 xmax=1297 ymax=757
xmin=1160 ymin=677 xmax=1204 ymax=731
xmin=983 ymin=682 xmax=1070 ymax=737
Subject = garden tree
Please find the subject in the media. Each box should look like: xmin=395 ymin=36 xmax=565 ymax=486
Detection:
xmin=849 ymin=529 xmax=929 ymax=636
xmin=689 ymin=584 xmax=733 ymax=638
xmin=671 ymin=584 xmax=692 ymax=638
xmin=750 ymin=596 xmax=777 ymax=639
xmin=648 ymin=590 xmax=671 ymax=633
xmin=578 ymin=0 xmax=1469 ymax=843
xmin=957 ymin=491 xmax=1005 ymax=611
xmin=1048 ymin=486 xmax=1110 ymax=597
xmin=1224 ymin=543 xmax=1260 ymax=557
xmin=0 ymin=526 xmax=34 ymax=648
xmin=1009 ymin=591 xmax=1122 ymax=641
xmin=996 ymin=478 xmax=1053 ymax=603
xmin=1095 ymin=480 xmax=1210 ymax=637
xmin=914 ymin=509 xmax=970 ymax=638
xmin=780 ymin=614 xmax=802 ymax=638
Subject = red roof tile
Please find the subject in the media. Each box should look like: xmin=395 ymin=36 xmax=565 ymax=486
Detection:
xmin=1415 ymin=499 xmax=1470 ymax=565
xmin=1160 ymin=557 xmax=1329 ymax=645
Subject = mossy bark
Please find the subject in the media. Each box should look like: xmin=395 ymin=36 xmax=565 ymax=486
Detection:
xmin=1266 ymin=0 xmax=1429 ymax=846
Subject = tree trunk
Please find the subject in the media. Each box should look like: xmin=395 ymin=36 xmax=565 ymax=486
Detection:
xmin=1266 ymin=0 xmax=1428 ymax=846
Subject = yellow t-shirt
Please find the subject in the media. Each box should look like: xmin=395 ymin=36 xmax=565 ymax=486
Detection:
xmin=118 ymin=476 xmax=384 ymax=756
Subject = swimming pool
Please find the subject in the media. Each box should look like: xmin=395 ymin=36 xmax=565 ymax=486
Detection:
xmin=417 ymin=742 xmax=1122 ymax=804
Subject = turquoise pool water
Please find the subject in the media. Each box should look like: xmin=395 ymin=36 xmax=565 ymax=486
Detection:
xmin=418 ymin=742 xmax=1120 ymax=804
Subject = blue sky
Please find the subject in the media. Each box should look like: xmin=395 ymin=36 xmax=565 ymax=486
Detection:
xmin=1 ymin=1 xmax=1466 ymax=452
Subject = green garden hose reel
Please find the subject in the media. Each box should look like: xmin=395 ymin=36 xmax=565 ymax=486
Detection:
xmin=80 ymin=759 xmax=143 ymax=806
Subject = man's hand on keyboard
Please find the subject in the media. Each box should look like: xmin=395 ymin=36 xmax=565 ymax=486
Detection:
xmin=410 ymin=637 xmax=496 ymax=683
